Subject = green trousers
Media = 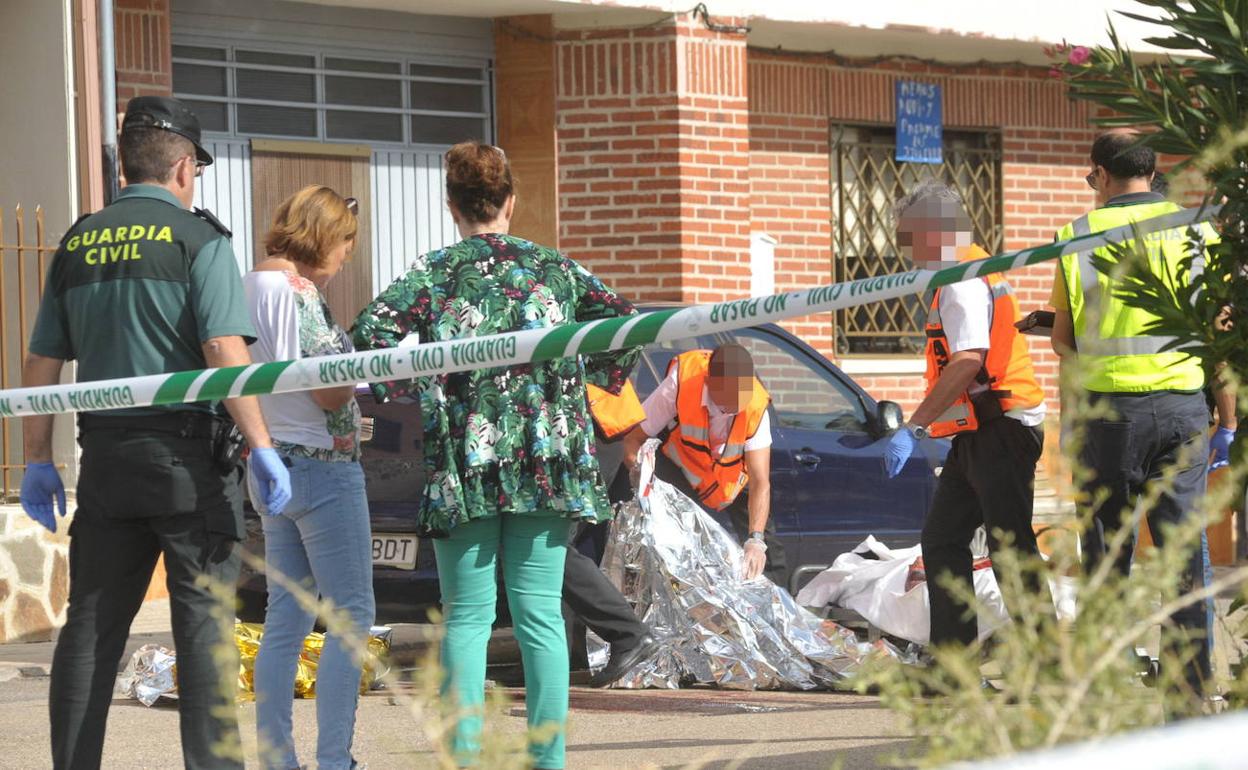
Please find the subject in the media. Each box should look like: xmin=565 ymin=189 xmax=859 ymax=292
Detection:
xmin=433 ymin=514 xmax=573 ymax=770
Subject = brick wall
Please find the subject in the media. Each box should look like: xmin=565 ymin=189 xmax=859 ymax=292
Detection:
xmin=114 ymin=0 xmax=172 ymax=105
xmin=747 ymin=52 xmax=1099 ymax=416
xmin=555 ymin=16 xmax=751 ymax=304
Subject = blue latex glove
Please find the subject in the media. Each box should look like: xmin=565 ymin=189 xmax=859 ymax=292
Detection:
xmin=883 ymin=427 xmax=920 ymax=479
xmin=1209 ymin=426 xmax=1236 ymax=470
xmin=248 ymin=447 xmax=292 ymax=516
xmin=20 ymin=462 xmax=67 ymax=532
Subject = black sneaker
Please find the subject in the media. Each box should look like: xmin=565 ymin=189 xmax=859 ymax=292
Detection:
xmin=588 ymin=635 xmax=660 ymax=688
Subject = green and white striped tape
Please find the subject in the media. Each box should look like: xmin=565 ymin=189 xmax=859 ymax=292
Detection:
xmin=0 ymin=205 xmax=1218 ymax=418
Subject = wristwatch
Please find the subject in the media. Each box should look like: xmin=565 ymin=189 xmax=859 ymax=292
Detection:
xmin=906 ymin=422 xmax=930 ymax=440
xmin=747 ymin=531 xmax=768 ymax=551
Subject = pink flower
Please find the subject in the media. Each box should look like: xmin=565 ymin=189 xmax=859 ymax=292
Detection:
xmin=1048 ymin=67 xmax=1064 ymax=79
xmin=1068 ymin=46 xmax=1092 ymax=66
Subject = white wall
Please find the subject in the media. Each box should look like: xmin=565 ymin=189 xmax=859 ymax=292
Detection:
xmin=0 ymin=0 xmax=77 ymax=222
xmin=0 ymin=0 xmax=78 ymax=483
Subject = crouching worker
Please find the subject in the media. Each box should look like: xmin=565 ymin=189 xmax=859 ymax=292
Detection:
xmin=624 ymin=344 xmax=784 ymax=586
xmin=563 ymin=381 xmax=659 ymax=687
xmin=882 ymin=181 xmax=1049 ymax=651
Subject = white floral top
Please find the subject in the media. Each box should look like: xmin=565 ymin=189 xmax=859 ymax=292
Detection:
xmin=244 ymin=270 xmax=362 ymax=462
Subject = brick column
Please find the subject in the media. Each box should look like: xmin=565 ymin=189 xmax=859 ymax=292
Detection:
xmin=114 ymin=0 xmax=172 ymax=106
xmin=495 ymin=16 xmax=560 ymax=246
xmin=555 ymin=14 xmax=750 ymax=304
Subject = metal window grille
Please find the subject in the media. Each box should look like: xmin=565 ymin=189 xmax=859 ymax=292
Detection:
xmin=172 ymin=44 xmax=493 ymax=148
xmin=832 ymin=126 xmax=1003 ymax=356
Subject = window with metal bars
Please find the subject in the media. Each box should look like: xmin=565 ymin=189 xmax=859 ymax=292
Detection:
xmin=171 ymin=44 xmax=492 ymax=147
xmin=831 ymin=125 xmax=1003 ymax=356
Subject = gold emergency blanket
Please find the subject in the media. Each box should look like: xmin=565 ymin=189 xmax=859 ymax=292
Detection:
xmin=235 ymin=622 xmax=393 ymax=699
xmin=589 ymin=445 xmax=906 ymax=690
xmin=115 ymin=624 xmax=393 ymax=706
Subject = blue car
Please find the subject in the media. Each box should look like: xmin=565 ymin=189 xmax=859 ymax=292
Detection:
xmin=235 ymin=315 xmax=949 ymax=623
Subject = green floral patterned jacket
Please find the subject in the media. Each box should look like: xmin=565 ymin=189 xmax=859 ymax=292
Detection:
xmin=351 ymin=233 xmax=640 ymax=537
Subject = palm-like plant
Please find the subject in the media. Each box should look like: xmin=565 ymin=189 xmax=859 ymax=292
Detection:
xmin=1053 ymin=0 xmax=1248 ymax=384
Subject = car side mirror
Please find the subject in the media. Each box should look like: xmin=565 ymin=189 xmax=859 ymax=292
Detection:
xmin=877 ymin=401 xmax=904 ymax=434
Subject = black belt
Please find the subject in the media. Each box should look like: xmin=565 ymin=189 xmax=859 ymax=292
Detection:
xmin=78 ymin=411 xmax=227 ymax=440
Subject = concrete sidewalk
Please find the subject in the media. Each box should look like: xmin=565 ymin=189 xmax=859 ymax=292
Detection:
xmin=0 ymin=598 xmax=175 ymax=681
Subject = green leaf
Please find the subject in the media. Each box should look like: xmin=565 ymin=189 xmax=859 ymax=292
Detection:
xmin=1224 ymin=8 xmax=1243 ymax=41
xmin=1143 ymin=34 xmax=1200 ymax=49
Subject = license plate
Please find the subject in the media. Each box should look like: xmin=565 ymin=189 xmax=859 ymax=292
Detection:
xmin=372 ymin=534 xmax=418 ymax=569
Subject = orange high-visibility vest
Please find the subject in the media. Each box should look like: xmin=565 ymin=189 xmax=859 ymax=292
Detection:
xmin=923 ymin=245 xmax=1044 ymax=438
xmin=660 ymin=350 xmax=771 ymax=510
xmin=586 ymin=380 xmax=645 ymax=441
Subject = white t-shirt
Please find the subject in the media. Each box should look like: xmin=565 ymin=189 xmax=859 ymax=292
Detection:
xmin=938 ymin=278 xmax=1045 ymax=427
xmin=244 ymin=270 xmax=361 ymax=454
xmin=639 ymin=366 xmax=773 ymax=456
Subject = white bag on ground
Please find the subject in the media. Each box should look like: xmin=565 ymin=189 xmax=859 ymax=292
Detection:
xmin=795 ymin=536 xmax=1007 ymax=646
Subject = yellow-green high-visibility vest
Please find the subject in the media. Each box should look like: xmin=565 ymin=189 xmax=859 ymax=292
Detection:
xmin=1057 ymin=198 xmax=1218 ymax=393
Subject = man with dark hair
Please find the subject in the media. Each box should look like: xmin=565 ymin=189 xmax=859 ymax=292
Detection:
xmin=1051 ymin=131 xmax=1231 ymax=711
xmin=20 ymin=96 xmax=291 ymax=768
xmin=118 ymin=125 xmax=206 ymax=185
xmin=1089 ymin=131 xmax=1158 ymax=181
xmin=624 ymin=343 xmax=784 ymax=585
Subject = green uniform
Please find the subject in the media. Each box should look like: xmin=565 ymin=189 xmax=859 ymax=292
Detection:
xmin=35 ymin=184 xmax=252 ymax=770
xmin=29 ymin=184 xmax=254 ymax=415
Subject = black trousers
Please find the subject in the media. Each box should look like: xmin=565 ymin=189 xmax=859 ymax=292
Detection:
xmin=563 ymin=441 xmax=648 ymax=659
xmin=652 ymin=453 xmax=789 ymax=588
xmin=1078 ymin=391 xmax=1212 ymax=696
xmin=50 ymin=425 xmax=244 ymax=770
xmin=921 ymin=416 xmax=1045 ymax=647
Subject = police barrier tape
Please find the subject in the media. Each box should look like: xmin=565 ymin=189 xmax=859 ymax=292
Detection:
xmin=0 ymin=205 xmax=1219 ymax=418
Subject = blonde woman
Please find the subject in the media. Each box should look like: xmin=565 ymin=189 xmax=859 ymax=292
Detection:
xmin=244 ymin=186 xmax=373 ymax=770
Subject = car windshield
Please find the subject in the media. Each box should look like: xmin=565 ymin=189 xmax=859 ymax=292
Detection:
xmin=730 ymin=328 xmax=869 ymax=434
xmin=633 ymin=332 xmax=721 ymax=398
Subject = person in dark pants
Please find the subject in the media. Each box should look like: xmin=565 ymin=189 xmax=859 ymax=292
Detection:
xmin=881 ymin=181 xmax=1049 ymax=650
xmin=625 ymin=345 xmax=786 ymax=586
xmin=1051 ymin=131 xmax=1228 ymax=709
xmin=565 ymin=385 xmax=657 ymax=687
xmin=18 ymin=96 xmax=291 ymax=769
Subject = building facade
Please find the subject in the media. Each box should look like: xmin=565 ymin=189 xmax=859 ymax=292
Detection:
xmin=0 ymin=0 xmax=1132 ymax=639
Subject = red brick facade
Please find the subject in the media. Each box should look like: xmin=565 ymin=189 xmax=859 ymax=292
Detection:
xmin=111 ymin=6 xmax=1104 ymax=419
xmin=113 ymin=0 xmax=172 ymax=105
xmin=746 ymin=54 xmax=1098 ymax=415
xmin=554 ymin=17 xmax=1099 ymax=416
xmin=555 ymin=17 xmax=753 ymax=304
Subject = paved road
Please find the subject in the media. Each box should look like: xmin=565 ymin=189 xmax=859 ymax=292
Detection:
xmin=0 ymin=674 xmax=909 ymax=769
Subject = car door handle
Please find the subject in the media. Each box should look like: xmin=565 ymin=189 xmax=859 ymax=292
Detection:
xmin=794 ymin=451 xmax=821 ymax=468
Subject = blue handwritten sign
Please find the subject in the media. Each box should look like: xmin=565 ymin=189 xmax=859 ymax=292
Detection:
xmin=896 ymin=81 xmax=942 ymax=164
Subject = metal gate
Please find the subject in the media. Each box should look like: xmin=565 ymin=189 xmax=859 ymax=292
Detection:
xmin=832 ymin=126 xmax=1003 ymax=356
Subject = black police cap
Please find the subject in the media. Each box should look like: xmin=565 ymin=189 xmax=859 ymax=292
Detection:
xmin=122 ymin=96 xmax=214 ymax=167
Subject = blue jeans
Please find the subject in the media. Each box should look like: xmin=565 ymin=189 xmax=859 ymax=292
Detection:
xmin=1078 ymin=391 xmax=1212 ymax=697
xmin=251 ymin=456 xmax=375 ymax=770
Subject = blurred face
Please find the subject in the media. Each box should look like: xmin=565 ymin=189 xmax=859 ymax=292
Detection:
xmin=895 ymin=197 xmax=973 ymax=270
xmin=707 ymin=362 xmax=753 ymax=414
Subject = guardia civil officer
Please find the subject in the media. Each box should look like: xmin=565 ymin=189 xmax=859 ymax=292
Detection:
xmin=1051 ymin=131 xmax=1229 ymax=711
xmin=19 ymin=96 xmax=292 ymax=769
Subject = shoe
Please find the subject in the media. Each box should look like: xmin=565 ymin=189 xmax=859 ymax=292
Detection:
xmin=588 ymin=635 xmax=660 ymax=688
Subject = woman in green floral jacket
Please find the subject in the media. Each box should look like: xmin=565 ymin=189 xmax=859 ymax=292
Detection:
xmin=352 ymin=142 xmax=639 ymax=770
